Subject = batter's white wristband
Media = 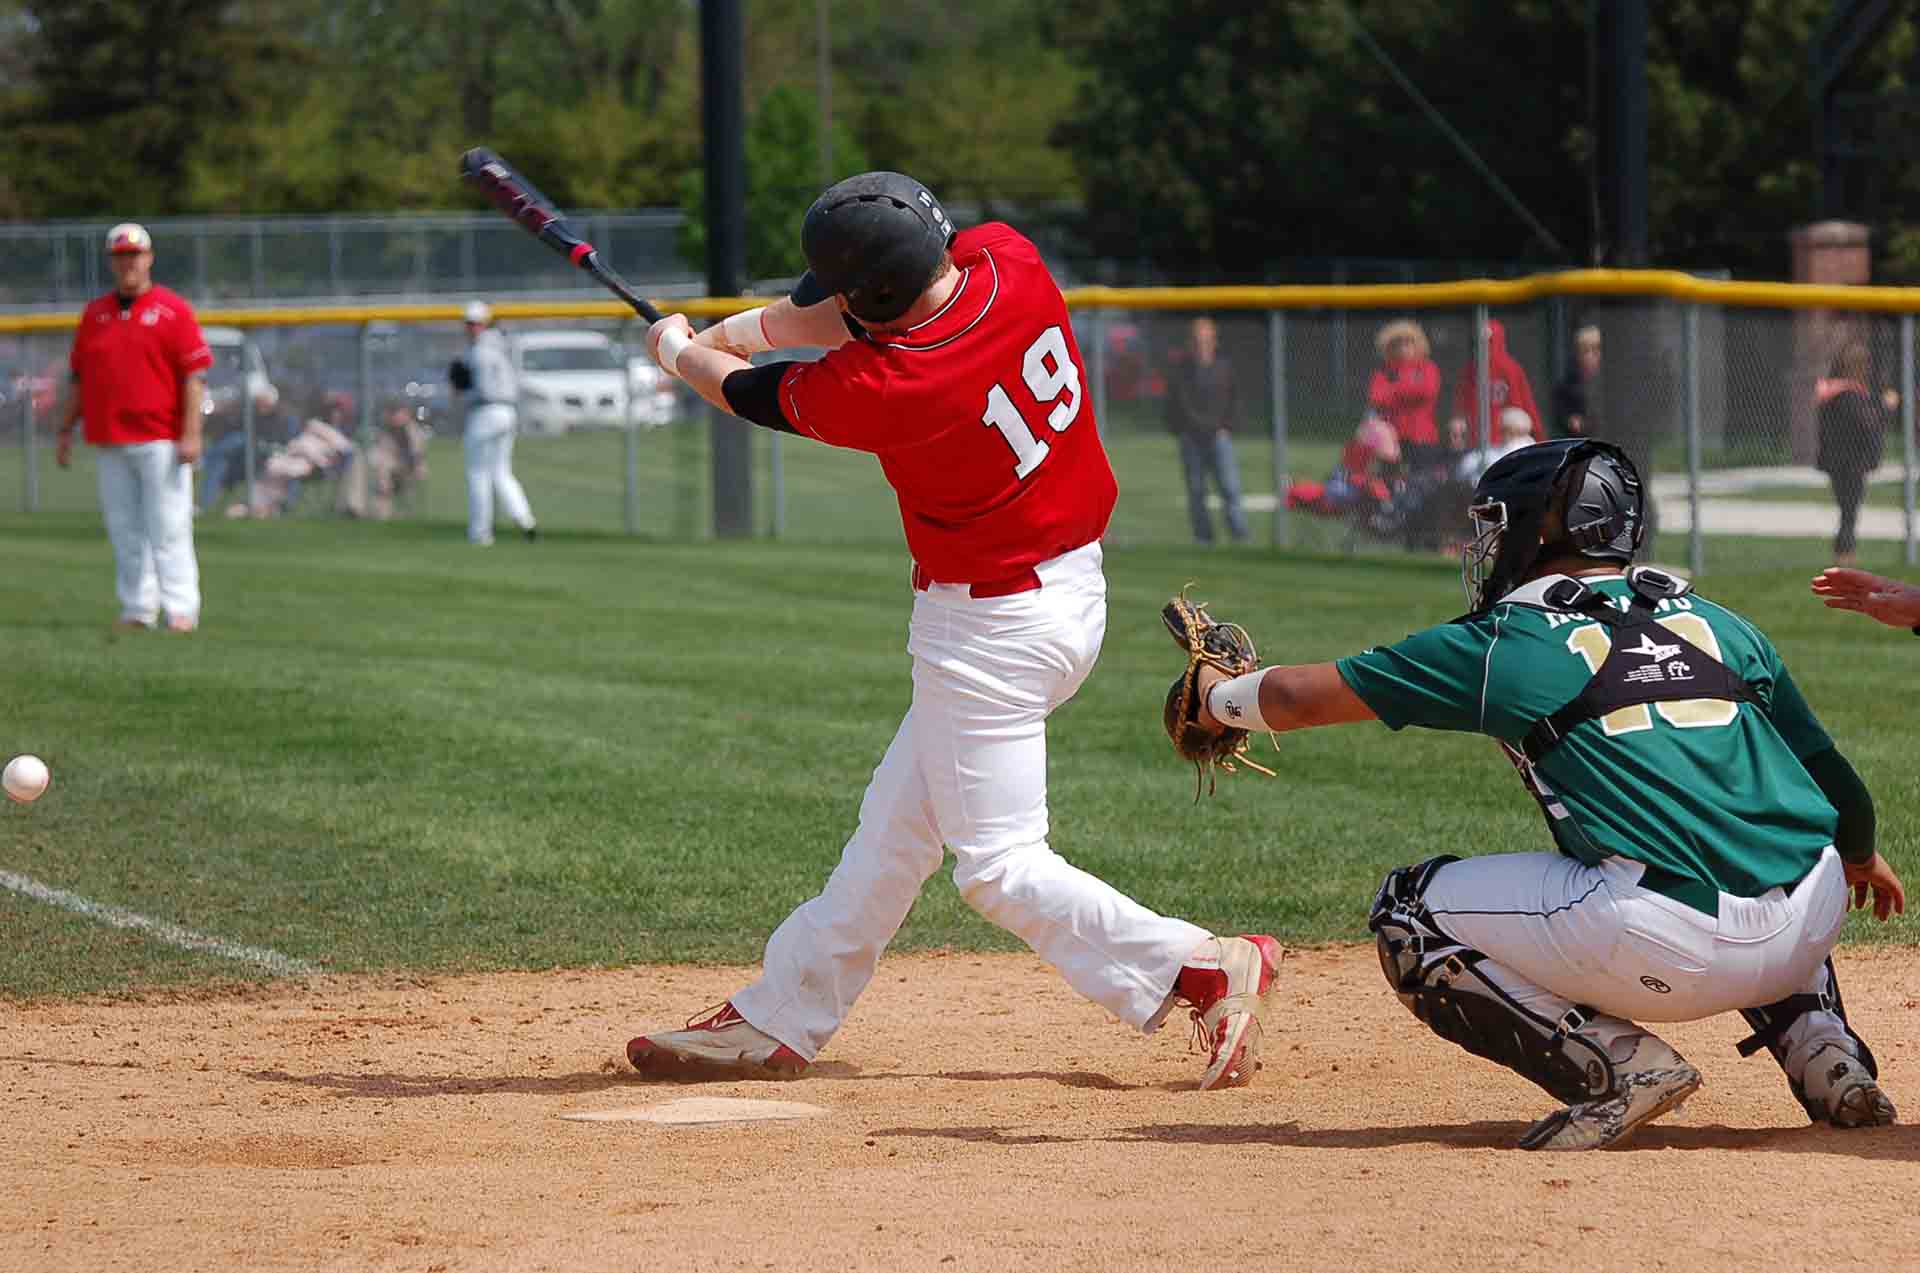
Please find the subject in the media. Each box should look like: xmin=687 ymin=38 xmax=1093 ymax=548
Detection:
xmin=1207 ymin=672 xmax=1271 ymax=731
xmin=719 ymin=306 xmax=775 ymax=354
xmin=655 ymin=324 xmax=693 ymax=378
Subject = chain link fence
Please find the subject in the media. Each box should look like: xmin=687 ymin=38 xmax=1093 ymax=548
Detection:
xmin=5 ymin=285 xmax=1916 ymax=575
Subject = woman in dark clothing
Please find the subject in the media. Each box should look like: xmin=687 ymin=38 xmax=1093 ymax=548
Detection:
xmin=1816 ymin=343 xmax=1889 ymax=568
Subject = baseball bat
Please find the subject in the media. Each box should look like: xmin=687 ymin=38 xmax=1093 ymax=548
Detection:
xmin=458 ymin=147 xmax=665 ymax=323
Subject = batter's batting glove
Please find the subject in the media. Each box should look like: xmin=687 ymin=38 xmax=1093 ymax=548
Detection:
xmin=1161 ymin=589 xmax=1273 ymax=800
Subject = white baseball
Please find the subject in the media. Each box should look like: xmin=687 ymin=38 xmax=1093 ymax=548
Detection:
xmin=3 ymin=754 xmax=50 ymax=804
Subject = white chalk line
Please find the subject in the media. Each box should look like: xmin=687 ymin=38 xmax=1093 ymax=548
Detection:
xmin=0 ymin=869 xmax=316 ymax=976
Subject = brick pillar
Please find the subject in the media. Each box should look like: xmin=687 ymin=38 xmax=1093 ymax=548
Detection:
xmin=1789 ymin=221 xmax=1870 ymax=464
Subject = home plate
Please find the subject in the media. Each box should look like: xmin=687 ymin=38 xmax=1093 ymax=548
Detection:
xmin=562 ymin=1097 xmax=828 ymax=1125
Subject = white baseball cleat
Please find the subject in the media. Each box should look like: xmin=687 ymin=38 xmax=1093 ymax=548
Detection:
xmin=626 ymin=1001 xmax=808 ymax=1079
xmin=1518 ymin=1035 xmax=1700 ymax=1151
xmin=1151 ymin=934 xmax=1283 ymax=1090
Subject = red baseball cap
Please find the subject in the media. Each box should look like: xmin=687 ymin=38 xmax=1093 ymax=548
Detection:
xmin=106 ymin=223 xmax=152 ymax=255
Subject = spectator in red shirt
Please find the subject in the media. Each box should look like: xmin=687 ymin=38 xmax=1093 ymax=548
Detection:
xmin=1368 ymin=319 xmax=1441 ymax=470
xmin=1447 ymin=317 xmax=1540 ymax=453
xmin=55 ymin=223 xmax=212 ymax=632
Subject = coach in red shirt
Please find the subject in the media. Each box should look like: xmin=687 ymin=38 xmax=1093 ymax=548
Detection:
xmin=56 ymin=223 xmax=212 ymax=632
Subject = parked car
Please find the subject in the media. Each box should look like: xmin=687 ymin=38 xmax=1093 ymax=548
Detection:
xmin=202 ymin=326 xmax=280 ymax=423
xmin=512 ymin=330 xmax=630 ymax=434
xmin=626 ymin=357 xmax=681 ymax=429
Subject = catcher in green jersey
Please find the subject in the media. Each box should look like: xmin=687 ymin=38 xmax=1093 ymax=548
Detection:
xmin=1177 ymin=438 xmax=1905 ymax=1151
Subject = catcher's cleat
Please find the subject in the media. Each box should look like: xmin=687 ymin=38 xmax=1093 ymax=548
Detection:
xmin=1799 ymin=1043 xmax=1898 ymax=1128
xmin=626 ymin=1001 xmax=809 ymax=1079
xmin=1149 ymin=935 xmax=1283 ymax=1090
xmin=1518 ymin=1036 xmax=1700 ymax=1151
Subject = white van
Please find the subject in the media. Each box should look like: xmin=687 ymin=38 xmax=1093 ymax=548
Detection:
xmin=511 ymin=330 xmax=630 ymax=434
xmin=202 ymin=325 xmax=279 ymax=420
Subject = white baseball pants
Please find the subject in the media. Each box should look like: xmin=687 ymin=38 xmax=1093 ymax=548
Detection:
xmin=1425 ymin=846 xmax=1854 ymax=1068
xmin=97 ymin=440 xmax=199 ymax=626
xmin=463 ymin=405 xmax=535 ymax=544
xmin=733 ymin=542 xmax=1211 ymax=1060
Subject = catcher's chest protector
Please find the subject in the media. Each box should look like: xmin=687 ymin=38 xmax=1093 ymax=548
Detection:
xmin=1517 ymin=571 xmax=1762 ymax=765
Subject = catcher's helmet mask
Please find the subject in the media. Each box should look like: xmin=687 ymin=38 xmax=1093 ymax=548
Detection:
xmin=1461 ymin=439 xmax=1645 ymax=611
xmin=790 ymin=171 xmax=956 ymax=325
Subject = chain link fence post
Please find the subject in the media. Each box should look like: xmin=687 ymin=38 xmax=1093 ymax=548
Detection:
xmin=242 ymin=335 xmax=258 ymax=515
xmin=1684 ymin=303 xmax=1702 ymax=578
xmin=1905 ymin=313 xmax=1916 ymax=568
xmin=21 ymin=389 xmax=37 ymax=514
xmin=1089 ymin=305 xmax=1108 ymax=442
xmin=1473 ymin=303 xmax=1491 ymax=453
xmin=769 ymin=429 xmax=785 ymax=539
xmin=619 ymin=316 xmax=640 ymax=536
xmin=1268 ymin=309 xmax=1288 ymax=549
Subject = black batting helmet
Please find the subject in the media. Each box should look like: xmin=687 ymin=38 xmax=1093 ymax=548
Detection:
xmin=789 ymin=171 xmax=956 ymax=324
xmin=1460 ymin=439 xmax=1645 ymax=611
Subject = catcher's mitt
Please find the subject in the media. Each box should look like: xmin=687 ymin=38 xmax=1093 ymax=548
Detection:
xmin=1162 ymin=589 xmax=1273 ymax=799
xmin=447 ymin=357 xmax=474 ymax=392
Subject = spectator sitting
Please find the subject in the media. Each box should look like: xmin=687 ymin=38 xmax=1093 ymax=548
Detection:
xmin=1286 ymin=416 xmax=1400 ymax=517
xmin=1455 ymin=406 xmax=1538 ymax=484
xmin=198 ymin=391 xmax=314 ymax=514
xmin=228 ymin=415 xmax=355 ymax=518
xmin=1367 ymin=319 xmax=1442 ymax=472
xmin=340 ymin=402 xmax=431 ymax=520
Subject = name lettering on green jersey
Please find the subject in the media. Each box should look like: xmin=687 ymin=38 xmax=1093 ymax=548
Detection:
xmin=1541 ymin=594 xmax=1693 ymax=629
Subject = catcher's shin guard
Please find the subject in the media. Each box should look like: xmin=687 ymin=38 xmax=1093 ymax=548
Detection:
xmin=1370 ymin=857 xmax=1614 ymax=1105
xmin=1737 ymin=957 xmax=1892 ymax=1125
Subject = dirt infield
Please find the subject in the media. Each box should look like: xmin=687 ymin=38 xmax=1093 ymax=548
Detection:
xmin=5 ymin=945 xmax=1917 ymax=1272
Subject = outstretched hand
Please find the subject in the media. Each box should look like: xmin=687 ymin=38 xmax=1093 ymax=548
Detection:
xmin=1810 ymin=568 xmax=1920 ymax=629
xmin=1844 ymin=852 xmax=1906 ymax=923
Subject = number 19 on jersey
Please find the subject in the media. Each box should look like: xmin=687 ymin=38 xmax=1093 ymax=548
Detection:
xmin=981 ymin=325 xmax=1084 ymax=479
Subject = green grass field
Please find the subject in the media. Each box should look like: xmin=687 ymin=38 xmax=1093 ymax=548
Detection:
xmin=0 ymin=420 xmax=1346 ymax=545
xmin=2 ymin=462 xmax=1917 ymax=1000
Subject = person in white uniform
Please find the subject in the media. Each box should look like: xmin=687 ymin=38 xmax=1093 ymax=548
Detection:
xmin=1175 ymin=439 xmax=1905 ymax=1150
xmin=453 ymin=301 xmax=537 ymax=545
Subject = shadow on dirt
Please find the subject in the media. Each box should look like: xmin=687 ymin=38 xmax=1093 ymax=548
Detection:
xmin=246 ymin=1068 xmax=636 ymax=1097
xmin=861 ymin=1069 xmax=1156 ymax=1092
xmin=870 ymin=1119 xmax=1920 ymax=1159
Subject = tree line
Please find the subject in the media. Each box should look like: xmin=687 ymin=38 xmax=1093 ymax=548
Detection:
xmin=5 ymin=0 xmax=1919 ymax=280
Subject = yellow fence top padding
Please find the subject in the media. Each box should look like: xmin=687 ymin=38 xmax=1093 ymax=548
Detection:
xmin=4 ymin=270 xmax=1920 ymax=333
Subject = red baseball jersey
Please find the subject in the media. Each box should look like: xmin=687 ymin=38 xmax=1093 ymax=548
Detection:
xmin=777 ymin=223 xmax=1117 ymax=583
xmin=68 ymin=285 xmax=213 ymax=447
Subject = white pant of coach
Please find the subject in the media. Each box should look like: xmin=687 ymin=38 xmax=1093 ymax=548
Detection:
xmin=1427 ymin=846 xmax=1852 ymax=1058
xmin=98 ymin=440 xmax=199 ymax=626
xmin=463 ymin=404 xmax=535 ymax=545
xmin=733 ymin=542 xmax=1210 ymax=1060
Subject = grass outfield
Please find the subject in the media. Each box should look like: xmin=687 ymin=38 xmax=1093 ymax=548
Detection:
xmin=0 ymin=422 xmax=1345 ymax=545
xmin=1 ymin=510 xmax=1916 ymax=1000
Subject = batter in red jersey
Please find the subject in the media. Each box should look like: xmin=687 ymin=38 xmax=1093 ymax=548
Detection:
xmin=627 ymin=172 xmax=1278 ymax=1088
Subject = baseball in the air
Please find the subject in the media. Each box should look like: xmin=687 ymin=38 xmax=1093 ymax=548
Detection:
xmin=3 ymin=754 xmax=50 ymax=804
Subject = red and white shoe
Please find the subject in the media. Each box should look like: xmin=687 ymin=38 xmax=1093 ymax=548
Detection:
xmin=1152 ymin=934 xmax=1283 ymax=1090
xmin=625 ymin=1001 xmax=809 ymax=1079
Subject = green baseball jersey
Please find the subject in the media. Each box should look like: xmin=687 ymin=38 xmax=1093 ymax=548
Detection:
xmin=1335 ymin=571 xmax=1837 ymax=899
